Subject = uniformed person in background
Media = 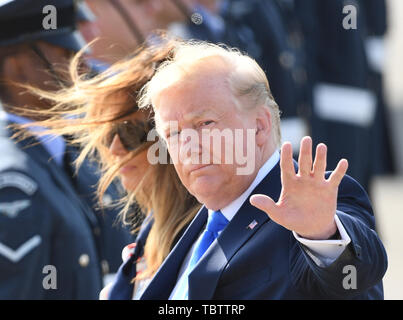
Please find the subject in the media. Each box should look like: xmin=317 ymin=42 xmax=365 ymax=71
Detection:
xmin=359 ymin=0 xmax=396 ymax=178
xmin=219 ymin=0 xmax=392 ymax=193
xmin=224 ymin=0 xmax=388 ymax=193
xmin=224 ymin=0 xmax=384 ymax=192
xmin=0 ymin=0 xmax=132 ymax=299
xmin=286 ymin=0 xmax=377 ymax=192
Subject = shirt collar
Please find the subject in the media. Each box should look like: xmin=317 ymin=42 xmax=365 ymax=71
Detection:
xmin=208 ymin=150 xmax=280 ymax=221
xmin=3 ymin=112 xmax=66 ymax=167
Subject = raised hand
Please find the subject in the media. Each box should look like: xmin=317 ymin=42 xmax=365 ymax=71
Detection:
xmin=250 ymin=136 xmax=348 ymax=240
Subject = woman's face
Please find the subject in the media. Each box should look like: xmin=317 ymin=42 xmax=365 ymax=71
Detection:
xmin=108 ymin=110 xmax=152 ymax=191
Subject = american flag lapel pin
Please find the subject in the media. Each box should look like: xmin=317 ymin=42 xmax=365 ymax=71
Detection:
xmin=247 ymin=220 xmax=258 ymax=230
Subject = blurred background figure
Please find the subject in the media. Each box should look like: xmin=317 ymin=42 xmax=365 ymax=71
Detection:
xmin=359 ymin=0 xmax=396 ymax=178
xmin=0 ymin=0 xmax=132 ymax=299
xmin=294 ymin=0 xmax=391 ymax=193
xmin=78 ymin=0 xmax=149 ymax=67
xmin=386 ymin=0 xmax=403 ymax=176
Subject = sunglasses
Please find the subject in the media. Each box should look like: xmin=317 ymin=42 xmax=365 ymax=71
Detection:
xmin=106 ymin=119 xmax=153 ymax=151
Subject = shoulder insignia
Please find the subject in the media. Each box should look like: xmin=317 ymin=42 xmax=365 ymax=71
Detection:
xmin=0 ymin=199 xmax=31 ymax=218
xmin=0 ymin=172 xmax=38 ymax=195
xmin=0 ymin=235 xmax=42 ymax=263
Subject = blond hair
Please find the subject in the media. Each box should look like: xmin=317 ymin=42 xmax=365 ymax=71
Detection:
xmin=9 ymin=37 xmax=200 ymax=280
xmin=138 ymin=41 xmax=282 ymax=146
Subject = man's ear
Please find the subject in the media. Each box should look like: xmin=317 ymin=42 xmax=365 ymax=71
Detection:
xmin=255 ymin=106 xmax=271 ymax=147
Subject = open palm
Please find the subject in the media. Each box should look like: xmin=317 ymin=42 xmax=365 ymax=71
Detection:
xmin=250 ymin=136 xmax=348 ymax=240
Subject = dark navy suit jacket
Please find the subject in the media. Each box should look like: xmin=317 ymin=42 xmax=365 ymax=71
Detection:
xmin=108 ymin=217 xmax=153 ymax=300
xmin=137 ymin=162 xmax=387 ymax=300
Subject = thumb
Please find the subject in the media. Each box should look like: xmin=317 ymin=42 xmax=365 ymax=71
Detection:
xmin=250 ymin=194 xmax=278 ymax=217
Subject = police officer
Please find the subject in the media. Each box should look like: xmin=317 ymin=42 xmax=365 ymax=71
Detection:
xmin=0 ymin=0 xmax=132 ymax=299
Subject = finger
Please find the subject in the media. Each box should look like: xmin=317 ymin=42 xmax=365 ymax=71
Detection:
xmin=328 ymin=159 xmax=349 ymax=187
xmin=280 ymin=142 xmax=295 ymax=183
xmin=312 ymin=143 xmax=327 ymax=179
xmin=250 ymin=194 xmax=280 ymax=220
xmin=298 ymin=136 xmax=313 ymax=176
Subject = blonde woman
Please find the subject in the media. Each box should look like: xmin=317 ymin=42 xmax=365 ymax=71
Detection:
xmin=15 ymin=38 xmax=201 ymax=299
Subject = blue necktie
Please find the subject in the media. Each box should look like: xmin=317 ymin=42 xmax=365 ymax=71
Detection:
xmin=171 ymin=210 xmax=229 ymax=300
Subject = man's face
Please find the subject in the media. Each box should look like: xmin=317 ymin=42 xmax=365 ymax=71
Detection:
xmin=153 ymin=68 xmax=259 ymax=210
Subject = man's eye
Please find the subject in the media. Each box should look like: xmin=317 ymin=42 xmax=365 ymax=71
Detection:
xmin=201 ymin=120 xmax=214 ymax=126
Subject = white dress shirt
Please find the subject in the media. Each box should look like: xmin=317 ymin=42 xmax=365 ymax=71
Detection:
xmin=168 ymin=150 xmax=351 ymax=299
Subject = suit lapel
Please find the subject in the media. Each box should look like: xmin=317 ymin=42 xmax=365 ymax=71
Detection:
xmin=140 ymin=207 xmax=208 ymax=300
xmin=188 ymin=163 xmax=282 ymax=299
xmin=144 ymin=159 xmax=285 ymax=300
xmin=142 ymin=162 xmax=283 ymax=300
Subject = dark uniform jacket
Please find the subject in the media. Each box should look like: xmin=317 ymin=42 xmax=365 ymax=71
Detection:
xmin=0 ymin=118 xmax=132 ymax=299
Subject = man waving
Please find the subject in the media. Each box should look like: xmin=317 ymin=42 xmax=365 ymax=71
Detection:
xmin=137 ymin=41 xmax=387 ymax=299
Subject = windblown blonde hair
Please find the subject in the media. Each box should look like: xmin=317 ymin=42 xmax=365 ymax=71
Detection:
xmin=9 ymin=37 xmax=201 ymax=280
xmin=138 ymin=41 xmax=282 ymax=146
